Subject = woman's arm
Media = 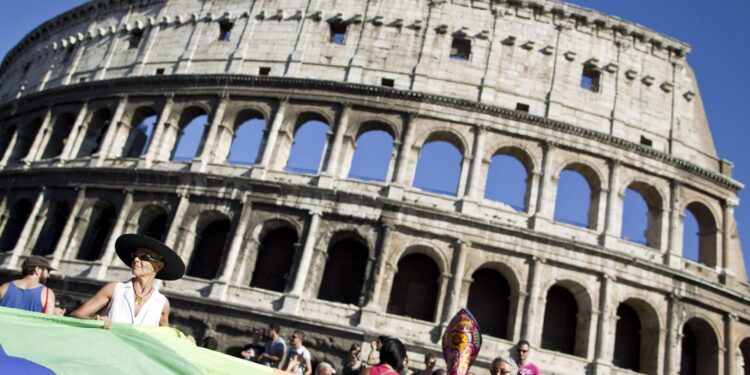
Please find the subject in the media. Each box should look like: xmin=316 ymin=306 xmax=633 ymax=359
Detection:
xmin=71 ymin=282 xmax=117 ymax=328
xmin=160 ymin=298 xmax=170 ymax=327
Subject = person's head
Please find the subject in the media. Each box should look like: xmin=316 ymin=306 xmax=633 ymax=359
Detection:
xmin=130 ymin=248 xmax=165 ymax=278
xmin=202 ymin=336 xmax=218 ymax=350
xmin=21 ymin=256 xmax=55 ymax=284
xmin=115 ymin=234 xmax=185 ymax=281
xmin=377 ymin=335 xmax=392 ymax=350
xmin=291 ymin=330 xmax=305 ymax=348
xmin=316 ymin=362 xmax=336 ymax=375
xmin=251 ymin=327 xmax=264 ymax=343
xmin=379 ymin=338 xmax=407 ymax=372
xmin=349 ymin=343 xmax=361 ymax=359
xmin=267 ymin=322 xmax=281 ymax=338
xmin=490 ymin=356 xmax=517 ymax=375
xmin=514 ymin=340 xmax=531 ymax=365
xmin=424 ymin=353 xmax=437 ymax=369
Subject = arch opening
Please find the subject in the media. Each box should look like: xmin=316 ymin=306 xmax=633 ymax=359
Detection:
xmin=172 ymin=108 xmax=209 ymax=161
xmin=8 ymin=119 xmax=41 ymax=163
xmin=413 ymin=140 xmax=463 ymax=196
xmin=613 ymin=303 xmax=641 ymax=371
xmin=77 ymin=108 xmax=112 ymax=157
xmin=76 ymin=201 xmax=116 ymax=261
xmin=186 ymin=217 xmax=231 ymax=280
xmin=680 ymin=318 xmax=719 ymax=375
xmin=31 ymin=200 xmax=70 ymax=256
xmin=0 ymin=199 xmax=33 ymax=252
xmin=541 ymin=285 xmax=579 ymax=356
xmin=285 ymin=119 xmax=329 ymax=174
xmin=683 ymin=202 xmax=718 ymax=267
xmin=554 ymin=166 xmax=599 ymax=229
xmin=485 ymin=153 xmax=529 ymax=211
xmin=123 ymin=107 xmax=158 ymax=158
xmin=137 ymin=205 xmax=169 ymax=242
xmin=466 ymin=268 xmax=511 ymax=339
xmin=348 ymin=129 xmax=394 ymax=182
xmin=228 ymin=114 xmax=265 ymax=165
xmin=250 ymin=226 xmax=298 ymax=292
xmin=317 ymin=236 xmax=368 ymax=305
xmin=386 ymin=253 xmax=440 ymax=322
xmin=42 ymin=113 xmax=76 ymax=159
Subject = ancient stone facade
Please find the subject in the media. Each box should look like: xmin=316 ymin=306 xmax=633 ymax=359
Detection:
xmin=0 ymin=0 xmax=748 ymax=374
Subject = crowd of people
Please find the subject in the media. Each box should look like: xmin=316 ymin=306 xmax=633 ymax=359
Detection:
xmin=0 ymin=233 xmax=543 ymax=374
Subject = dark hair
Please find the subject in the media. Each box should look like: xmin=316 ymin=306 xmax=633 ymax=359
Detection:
xmin=379 ymin=338 xmax=407 ymax=372
xmin=378 ymin=335 xmax=392 ymax=344
xmin=202 ymin=336 xmax=219 ymax=350
xmin=55 ymin=294 xmax=80 ymax=315
xmin=425 ymin=353 xmax=437 ymax=361
xmin=350 ymin=343 xmax=361 ymax=352
xmin=293 ymin=330 xmax=305 ymax=341
xmin=432 ymin=370 xmax=447 ymax=375
xmin=269 ymin=322 xmax=281 ymax=333
xmin=516 ymin=339 xmax=530 ymax=348
xmin=22 ymin=265 xmax=43 ymax=276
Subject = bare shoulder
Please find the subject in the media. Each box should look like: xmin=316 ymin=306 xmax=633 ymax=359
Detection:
xmin=98 ymin=281 xmax=119 ymax=296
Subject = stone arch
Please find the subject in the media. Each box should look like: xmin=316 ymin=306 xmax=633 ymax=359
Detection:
xmin=417 ymin=129 xmax=469 ymax=156
xmin=250 ymin=220 xmax=300 ymax=292
xmin=185 ymin=211 xmax=232 ymax=280
xmin=541 ymin=280 xmax=593 ymax=357
xmin=554 ymin=162 xmax=604 ymax=229
xmin=76 ymin=199 xmax=116 ymax=261
xmin=485 ymin=146 xmax=535 ymax=211
xmin=413 ymin=130 xmax=467 ymax=196
xmin=8 ymin=117 xmax=42 ymax=163
xmin=171 ymin=106 xmax=209 ymax=161
xmin=317 ymin=232 xmax=369 ymax=305
xmin=619 ymin=179 xmax=665 ymax=248
xmin=227 ymin=108 xmax=266 ymax=165
xmin=0 ymin=198 xmax=33 ymax=252
xmin=466 ymin=266 xmax=515 ymax=339
xmin=352 ymin=119 xmax=400 ymax=140
xmin=77 ymin=107 xmax=112 ymax=157
xmin=682 ymin=200 xmax=719 ymax=267
xmin=42 ymin=112 xmax=76 ymax=159
xmin=386 ymin=251 xmax=442 ymax=322
xmin=32 ymin=199 xmax=71 ymax=256
xmin=285 ymin=112 xmax=330 ymax=174
xmin=347 ymin=121 xmax=396 ymax=182
xmin=134 ymin=204 xmax=170 ymax=241
xmin=680 ymin=316 xmax=720 ymax=375
xmin=613 ymin=298 xmax=660 ymax=374
xmin=389 ymin=243 xmax=449 ymax=275
xmin=122 ymin=106 xmax=158 ymax=157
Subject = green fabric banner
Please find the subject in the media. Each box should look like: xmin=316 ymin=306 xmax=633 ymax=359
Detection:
xmin=0 ymin=307 xmax=274 ymax=374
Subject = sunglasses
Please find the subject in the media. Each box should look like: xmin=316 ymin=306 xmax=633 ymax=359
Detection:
xmin=131 ymin=253 xmax=163 ymax=263
xmin=518 ymin=350 xmax=529 ymax=353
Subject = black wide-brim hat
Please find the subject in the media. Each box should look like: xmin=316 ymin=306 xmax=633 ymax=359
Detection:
xmin=115 ymin=234 xmax=185 ymax=281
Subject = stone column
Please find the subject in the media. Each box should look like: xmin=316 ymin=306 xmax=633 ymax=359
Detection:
xmin=144 ymin=94 xmax=175 ymax=166
xmin=210 ymin=195 xmax=253 ymax=300
xmin=0 ymin=129 xmax=19 ymax=167
xmin=251 ymin=100 xmax=287 ymax=179
xmin=664 ymin=290 xmax=682 ymax=375
xmin=194 ymin=94 xmax=229 ymax=171
xmin=442 ymin=239 xmax=469 ymax=323
xmin=5 ymin=189 xmax=46 ymax=267
xmin=164 ymin=192 xmax=190 ymax=250
xmin=388 ymin=114 xmax=418 ymax=199
xmin=592 ymin=274 xmax=615 ymax=374
xmin=318 ymin=104 xmax=351 ymax=188
xmin=723 ymin=313 xmax=739 ymax=375
xmin=93 ymin=191 xmax=134 ymax=279
xmin=466 ymin=125 xmax=487 ymax=200
xmin=26 ymin=107 xmax=53 ymax=163
xmin=520 ymin=256 xmax=543 ymax=344
xmin=665 ymin=181 xmax=683 ymax=268
xmin=60 ymin=102 xmax=89 ymax=161
xmin=434 ymin=273 xmax=451 ymax=323
xmin=50 ymin=188 xmax=86 ymax=269
xmin=282 ymin=210 xmax=322 ymax=313
xmin=359 ymin=221 xmax=395 ymax=328
xmin=95 ymin=95 xmax=128 ymax=165
xmin=600 ymin=160 xmax=621 ymax=248
xmin=721 ymin=199 xmax=738 ymax=283
xmin=529 ymin=142 xmax=556 ymax=230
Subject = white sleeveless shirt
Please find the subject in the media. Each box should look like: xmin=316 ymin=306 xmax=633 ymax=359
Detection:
xmin=104 ymin=279 xmax=166 ymax=327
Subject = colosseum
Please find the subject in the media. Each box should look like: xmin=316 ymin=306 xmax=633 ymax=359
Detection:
xmin=0 ymin=0 xmax=748 ymax=374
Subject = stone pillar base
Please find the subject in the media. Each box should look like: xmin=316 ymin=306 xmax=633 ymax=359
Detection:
xmin=280 ymin=294 xmax=301 ymax=314
xmin=527 ymin=215 xmax=550 ymax=231
xmin=458 ymin=198 xmax=480 ymax=215
xmin=316 ymin=174 xmax=336 ymax=189
xmin=250 ymin=166 xmax=268 ymax=180
xmin=209 ymin=280 xmax=229 ymax=301
xmin=386 ymin=185 xmax=405 ymax=200
xmin=599 ymin=234 xmax=620 ymax=249
xmin=591 ymin=361 xmax=612 ymax=375
xmin=358 ymin=306 xmax=379 ymax=330
xmin=86 ymin=261 xmax=106 ymax=279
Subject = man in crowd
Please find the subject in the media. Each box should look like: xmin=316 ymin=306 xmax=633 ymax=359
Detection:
xmin=418 ymin=353 xmax=437 ymax=375
xmin=513 ymin=340 xmax=540 ymax=375
xmin=283 ymin=330 xmax=313 ymax=375
xmin=489 ymin=355 xmax=518 ymax=375
xmin=0 ymin=256 xmax=56 ymax=314
xmin=258 ymin=322 xmax=286 ymax=368
xmin=315 ymin=362 xmax=336 ymax=375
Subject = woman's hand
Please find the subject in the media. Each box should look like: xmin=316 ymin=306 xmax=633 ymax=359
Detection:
xmin=96 ymin=315 xmax=113 ymax=330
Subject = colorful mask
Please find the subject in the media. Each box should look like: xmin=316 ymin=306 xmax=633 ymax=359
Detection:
xmin=441 ymin=309 xmax=482 ymax=375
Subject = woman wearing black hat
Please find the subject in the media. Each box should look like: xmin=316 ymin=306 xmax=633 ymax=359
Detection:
xmin=71 ymin=234 xmax=185 ymax=329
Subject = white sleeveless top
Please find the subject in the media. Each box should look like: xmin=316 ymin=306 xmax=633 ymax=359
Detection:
xmin=104 ymin=279 xmax=166 ymax=327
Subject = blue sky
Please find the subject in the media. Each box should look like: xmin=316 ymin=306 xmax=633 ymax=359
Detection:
xmin=1 ymin=1 xmax=748 ymax=278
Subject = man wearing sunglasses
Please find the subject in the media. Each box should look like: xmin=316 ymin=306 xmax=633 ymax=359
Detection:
xmin=0 ymin=256 xmax=56 ymax=314
xmin=72 ymin=234 xmax=185 ymax=329
xmin=513 ymin=340 xmax=540 ymax=375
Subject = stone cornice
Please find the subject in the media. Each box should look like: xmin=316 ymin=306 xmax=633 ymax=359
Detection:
xmin=1 ymin=74 xmax=740 ymax=192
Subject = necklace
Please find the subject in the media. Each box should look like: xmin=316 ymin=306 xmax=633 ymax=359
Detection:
xmin=133 ymin=284 xmax=153 ymax=305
